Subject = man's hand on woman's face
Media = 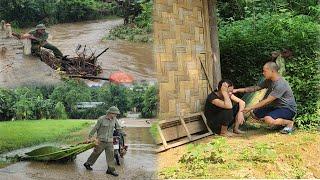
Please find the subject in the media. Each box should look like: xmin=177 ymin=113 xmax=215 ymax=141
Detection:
xmin=232 ymin=89 xmax=241 ymax=94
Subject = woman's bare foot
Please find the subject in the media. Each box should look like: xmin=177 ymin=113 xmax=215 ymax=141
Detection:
xmin=233 ymin=129 xmax=245 ymax=134
xmin=219 ymin=131 xmax=235 ymax=137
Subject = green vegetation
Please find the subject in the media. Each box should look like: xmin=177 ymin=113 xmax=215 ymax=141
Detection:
xmin=105 ymin=0 xmax=153 ymax=42
xmin=218 ymin=1 xmax=320 ymax=129
xmin=0 ymin=0 xmax=117 ymax=28
xmin=159 ymin=130 xmax=320 ymax=179
xmin=149 ymin=122 xmax=159 ymax=142
xmin=22 ymin=142 xmax=95 ymax=162
xmin=0 ymin=80 xmax=158 ymax=120
xmin=0 ymin=120 xmax=93 ymax=153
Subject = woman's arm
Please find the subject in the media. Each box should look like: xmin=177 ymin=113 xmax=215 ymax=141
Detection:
xmin=230 ymin=95 xmax=245 ymax=112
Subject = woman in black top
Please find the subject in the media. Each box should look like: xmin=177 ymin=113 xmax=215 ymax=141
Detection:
xmin=204 ymin=79 xmax=246 ymax=136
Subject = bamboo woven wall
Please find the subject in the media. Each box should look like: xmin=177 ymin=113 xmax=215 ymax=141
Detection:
xmin=154 ymin=0 xmax=217 ymax=119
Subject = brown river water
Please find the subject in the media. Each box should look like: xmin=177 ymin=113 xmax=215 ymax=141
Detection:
xmin=0 ymin=18 xmax=155 ymax=88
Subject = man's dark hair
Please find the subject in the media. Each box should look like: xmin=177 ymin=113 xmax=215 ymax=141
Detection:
xmin=217 ymin=79 xmax=233 ymax=91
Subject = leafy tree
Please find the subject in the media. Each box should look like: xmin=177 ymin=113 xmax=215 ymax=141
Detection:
xmin=0 ymin=89 xmax=16 ymax=121
xmin=54 ymin=102 xmax=68 ymax=119
xmin=141 ymin=85 xmax=158 ymax=118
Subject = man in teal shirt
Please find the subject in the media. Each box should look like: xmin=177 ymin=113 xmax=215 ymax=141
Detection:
xmin=83 ymin=106 xmax=122 ymax=177
xmin=24 ymin=24 xmax=63 ymax=58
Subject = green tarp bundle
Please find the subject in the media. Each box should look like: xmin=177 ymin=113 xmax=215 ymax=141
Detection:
xmin=19 ymin=142 xmax=95 ymax=162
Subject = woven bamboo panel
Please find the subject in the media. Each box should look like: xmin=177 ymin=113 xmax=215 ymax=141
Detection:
xmin=154 ymin=0 xmax=214 ymax=119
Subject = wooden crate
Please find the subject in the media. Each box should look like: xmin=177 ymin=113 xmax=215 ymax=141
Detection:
xmin=155 ymin=112 xmax=213 ymax=152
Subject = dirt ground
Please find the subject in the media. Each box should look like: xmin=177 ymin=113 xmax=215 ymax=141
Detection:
xmin=157 ymin=126 xmax=320 ymax=179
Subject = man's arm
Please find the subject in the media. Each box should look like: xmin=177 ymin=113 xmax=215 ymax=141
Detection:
xmin=233 ymin=86 xmax=263 ymax=93
xmin=88 ymin=119 xmax=101 ymax=138
xmin=243 ymin=95 xmax=277 ymax=113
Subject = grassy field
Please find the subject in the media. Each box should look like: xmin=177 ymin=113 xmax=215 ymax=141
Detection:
xmin=0 ymin=119 xmax=94 ymax=154
xmin=158 ymin=125 xmax=320 ymax=179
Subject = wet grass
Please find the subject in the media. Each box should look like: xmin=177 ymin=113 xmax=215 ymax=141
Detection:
xmin=0 ymin=119 xmax=94 ymax=154
xmin=158 ymin=126 xmax=320 ymax=179
xmin=149 ymin=122 xmax=159 ymax=142
xmin=104 ymin=25 xmax=152 ymax=43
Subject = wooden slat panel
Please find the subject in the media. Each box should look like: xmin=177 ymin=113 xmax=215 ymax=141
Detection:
xmin=154 ymin=0 xmax=215 ymax=119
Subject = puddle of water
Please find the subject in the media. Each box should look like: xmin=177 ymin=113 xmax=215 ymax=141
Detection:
xmin=0 ymin=127 xmax=157 ymax=179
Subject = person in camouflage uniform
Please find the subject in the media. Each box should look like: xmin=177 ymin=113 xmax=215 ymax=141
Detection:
xmin=83 ymin=106 xmax=122 ymax=177
xmin=24 ymin=24 xmax=63 ymax=58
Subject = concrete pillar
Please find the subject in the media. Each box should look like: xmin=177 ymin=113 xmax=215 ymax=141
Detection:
xmin=5 ymin=23 xmax=12 ymax=38
xmin=1 ymin=20 xmax=5 ymax=31
xmin=23 ymin=38 xmax=32 ymax=55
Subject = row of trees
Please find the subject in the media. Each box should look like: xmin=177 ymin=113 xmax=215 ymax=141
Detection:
xmin=218 ymin=0 xmax=319 ymax=128
xmin=0 ymin=0 xmax=119 ymax=27
xmin=0 ymin=80 xmax=158 ymax=121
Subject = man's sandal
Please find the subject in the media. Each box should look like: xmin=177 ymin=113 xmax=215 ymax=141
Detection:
xmin=280 ymin=127 xmax=294 ymax=134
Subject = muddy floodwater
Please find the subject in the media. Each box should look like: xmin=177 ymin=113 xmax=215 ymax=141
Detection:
xmin=0 ymin=18 xmax=155 ymax=88
xmin=0 ymin=127 xmax=157 ymax=179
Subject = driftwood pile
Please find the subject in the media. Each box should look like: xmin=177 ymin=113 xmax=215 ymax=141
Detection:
xmin=40 ymin=45 xmax=108 ymax=76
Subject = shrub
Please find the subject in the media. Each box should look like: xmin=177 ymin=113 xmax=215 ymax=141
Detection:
xmin=0 ymin=89 xmax=16 ymax=121
xmin=219 ymin=13 xmax=320 ymax=128
xmin=49 ymin=80 xmax=91 ymax=118
xmin=54 ymin=102 xmax=68 ymax=119
xmin=141 ymin=85 xmax=158 ymax=118
xmin=128 ymin=84 xmax=146 ymax=112
xmin=13 ymin=87 xmax=55 ymax=120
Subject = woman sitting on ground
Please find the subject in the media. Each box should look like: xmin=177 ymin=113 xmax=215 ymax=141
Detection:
xmin=204 ymin=79 xmax=246 ymax=136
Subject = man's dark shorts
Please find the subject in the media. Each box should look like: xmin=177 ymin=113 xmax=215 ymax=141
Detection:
xmin=253 ymin=107 xmax=296 ymax=120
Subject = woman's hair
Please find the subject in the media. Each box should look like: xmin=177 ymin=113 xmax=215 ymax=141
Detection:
xmin=217 ymin=79 xmax=233 ymax=90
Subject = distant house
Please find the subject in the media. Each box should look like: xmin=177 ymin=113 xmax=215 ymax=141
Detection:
xmin=76 ymin=102 xmax=105 ymax=109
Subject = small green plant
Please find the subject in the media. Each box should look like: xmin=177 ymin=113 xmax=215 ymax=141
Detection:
xmin=178 ymin=137 xmax=230 ymax=177
xmin=241 ymin=143 xmax=277 ymax=163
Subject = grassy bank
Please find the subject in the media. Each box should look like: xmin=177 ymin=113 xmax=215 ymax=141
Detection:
xmin=158 ymin=127 xmax=320 ymax=179
xmin=104 ymin=25 xmax=152 ymax=43
xmin=104 ymin=1 xmax=153 ymax=43
xmin=0 ymin=119 xmax=94 ymax=154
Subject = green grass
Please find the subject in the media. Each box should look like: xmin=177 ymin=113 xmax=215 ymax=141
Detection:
xmin=104 ymin=25 xmax=152 ymax=43
xmin=0 ymin=119 xmax=94 ymax=154
xmin=149 ymin=122 xmax=159 ymax=142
